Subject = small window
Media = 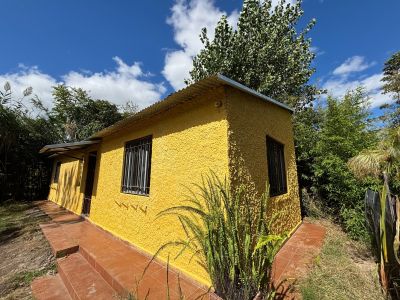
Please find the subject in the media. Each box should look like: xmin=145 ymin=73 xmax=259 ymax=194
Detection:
xmin=121 ymin=136 xmax=152 ymax=196
xmin=266 ymin=136 xmax=287 ymax=196
xmin=54 ymin=161 xmax=61 ymax=183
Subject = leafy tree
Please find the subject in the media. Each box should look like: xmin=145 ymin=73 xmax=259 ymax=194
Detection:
xmin=313 ymin=89 xmax=377 ymax=212
xmin=121 ymin=100 xmax=139 ymax=117
xmin=0 ymin=83 xmax=57 ymax=201
xmin=1 ymin=82 xmax=133 ymax=201
xmin=37 ymin=85 xmax=124 ymax=142
xmin=380 ymin=51 xmax=400 ymax=127
xmin=293 ymin=105 xmax=322 ymax=190
xmin=186 ymin=0 xmax=321 ymax=109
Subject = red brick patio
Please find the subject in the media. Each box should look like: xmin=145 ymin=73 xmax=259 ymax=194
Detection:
xmin=31 ymin=201 xmax=325 ymax=300
xmin=31 ymin=200 xmax=214 ymax=300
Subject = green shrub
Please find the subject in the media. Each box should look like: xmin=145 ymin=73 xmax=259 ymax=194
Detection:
xmin=340 ymin=205 xmax=370 ymax=242
xmin=157 ymin=173 xmax=284 ymax=300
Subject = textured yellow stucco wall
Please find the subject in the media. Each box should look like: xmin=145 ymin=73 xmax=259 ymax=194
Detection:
xmin=88 ymin=88 xmax=229 ymax=285
xmin=48 ymin=156 xmax=85 ymax=215
xmin=46 ymin=85 xmax=301 ymax=286
xmin=225 ymin=87 xmax=302 ymax=234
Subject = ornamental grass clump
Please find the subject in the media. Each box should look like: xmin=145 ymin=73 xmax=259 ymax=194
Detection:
xmin=157 ymin=173 xmax=284 ymax=300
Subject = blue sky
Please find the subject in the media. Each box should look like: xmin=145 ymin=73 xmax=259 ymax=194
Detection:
xmin=1 ymin=0 xmax=399 ymax=110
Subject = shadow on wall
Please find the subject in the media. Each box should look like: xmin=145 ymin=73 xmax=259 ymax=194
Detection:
xmin=231 ymin=143 xmax=300 ymax=235
xmin=53 ymin=164 xmax=82 ymax=213
xmin=89 ymin=153 xmax=99 ymax=200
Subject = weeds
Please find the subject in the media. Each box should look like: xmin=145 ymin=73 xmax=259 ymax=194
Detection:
xmin=299 ymin=219 xmax=384 ymax=300
xmin=8 ymin=263 xmax=56 ymax=289
xmin=340 ymin=204 xmax=370 ymax=242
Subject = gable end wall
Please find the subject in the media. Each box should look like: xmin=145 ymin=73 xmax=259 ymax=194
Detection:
xmin=225 ymin=87 xmax=302 ymax=234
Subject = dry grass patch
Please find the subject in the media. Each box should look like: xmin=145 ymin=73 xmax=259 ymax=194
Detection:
xmin=299 ymin=218 xmax=384 ymax=300
xmin=0 ymin=201 xmax=56 ymax=300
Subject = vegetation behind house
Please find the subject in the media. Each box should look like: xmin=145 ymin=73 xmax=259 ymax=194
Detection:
xmin=0 ymin=83 xmax=135 ymax=202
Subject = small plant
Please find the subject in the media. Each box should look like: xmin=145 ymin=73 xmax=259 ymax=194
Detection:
xmin=340 ymin=204 xmax=370 ymax=242
xmin=157 ymin=172 xmax=284 ymax=300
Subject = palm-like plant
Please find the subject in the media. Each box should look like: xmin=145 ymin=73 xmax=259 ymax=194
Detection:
xmin=348 ymin=127 xmax=400 ymax=289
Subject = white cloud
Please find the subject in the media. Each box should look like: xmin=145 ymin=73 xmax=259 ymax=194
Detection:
xmin=270 ymin=0 xmax=295 ymax=8
xmin=0 ymin=57 xmax=166 ymax=110
xmin=0 ymin=66 xmax=58 ymax=109
xmin=310 ymin=46 xmax=325 ymax=56
xmin=63 ymin=57 xmax=166 ymax=109
xmin=332 ymin=56 xmax=375 ymax=76
xmin=163 ymin=51 xmax=193 ymax=91
xmin=162 ymin=0 xmax=239 ymax=90
xmin=322 ymin=56 xmax=391 ymax=108
xmin=323 ymin=73 xmax=390 ymax=108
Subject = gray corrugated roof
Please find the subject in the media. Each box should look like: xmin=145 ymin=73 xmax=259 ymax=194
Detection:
xmin=90 ymin=74 xmax=293 ymax=139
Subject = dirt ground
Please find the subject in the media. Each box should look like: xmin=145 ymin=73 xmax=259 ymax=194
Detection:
xmin=0 ymin=201 xmax=55 ymax=300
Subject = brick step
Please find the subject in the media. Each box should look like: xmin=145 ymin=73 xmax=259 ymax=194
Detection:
xmin=40 ymin=222 xmax=79 ymax=258
xmin=31 ymin=274 xmax=72 ymax=300
xmin=78 ymin=245 xmax=209 ymax=299
xmin=57 ymin=253 xmax=118 ymax=300
xmin=78 ymin=245 xmax=153 ymax=297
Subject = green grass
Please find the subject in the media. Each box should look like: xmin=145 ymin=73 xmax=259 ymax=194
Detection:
xmin=8 ymin=263 xmax=57 ymax=289
xmin=299 ymin=219 xmax=384 ymax=300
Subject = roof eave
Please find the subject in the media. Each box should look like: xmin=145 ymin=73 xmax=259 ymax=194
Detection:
xmin=88 ymin=75 xmax=294 ymax=140
xmin=39 ymin=140 xmax=100 ymax=154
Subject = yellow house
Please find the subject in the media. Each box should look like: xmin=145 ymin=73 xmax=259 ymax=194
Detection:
xmin=40 ymin=74 xmax=302 ymax=285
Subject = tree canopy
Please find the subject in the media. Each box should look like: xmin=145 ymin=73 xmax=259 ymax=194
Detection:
xmin=0 ymin=84 xmax=57 ymax=201
xmin=35 ymin=85 xmax=124 ymax=142
xmin=312 ymin=89 xmax=377 ymax=211
xmin=1 ymin=82 xmax=134 ymax=201
xmin=186 ymin=0 xmax=320 ymax=109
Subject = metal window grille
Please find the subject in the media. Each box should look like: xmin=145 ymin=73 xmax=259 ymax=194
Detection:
xmin=121 ymin=136 xmax=152 ymax=196
xmin=266 ymin=136 xmax=287 ymax=196
xmin=54 ymin=161 xmax=61 ymax=183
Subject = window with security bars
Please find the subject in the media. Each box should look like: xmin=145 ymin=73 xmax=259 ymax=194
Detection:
xmin=54 ymin=161 xmax=61 ymax=183
xmin=121 ymin=136 xmax=152 ymax=196
xmin=266 ymin=136 xmax=287 ymax=196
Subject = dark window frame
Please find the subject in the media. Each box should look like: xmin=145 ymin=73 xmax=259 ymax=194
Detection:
xmin=266 ymin=136 xmax=287 ymax=197
xmin=53 ymin=161 xmax=61 ymax=184
xmin=121 ymin=135 xmax=152 ymax=196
